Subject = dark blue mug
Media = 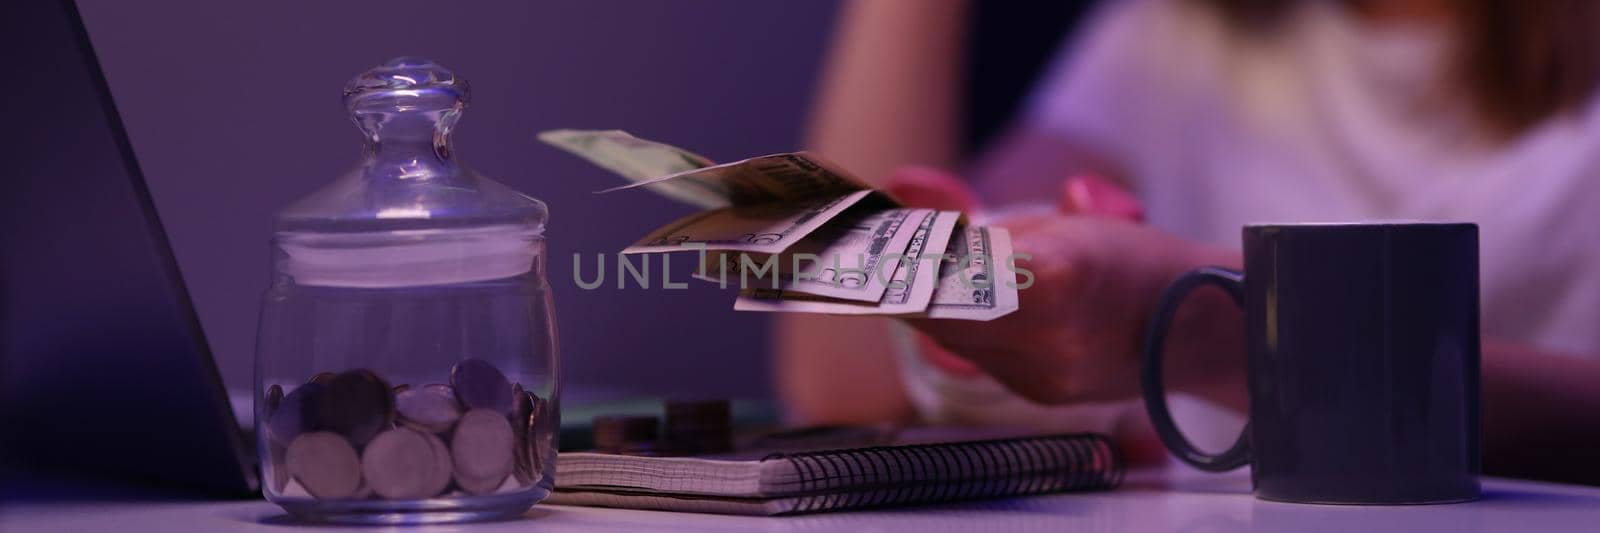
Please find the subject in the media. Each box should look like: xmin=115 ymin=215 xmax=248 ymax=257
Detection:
xmin=1140 ymin=223 xmax=1481 ymax=504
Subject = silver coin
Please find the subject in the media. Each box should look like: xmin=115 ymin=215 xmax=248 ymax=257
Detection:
xmin=454 ymin=471 xmax=504 ymax=496
xmin=395 ymin=386 xmax=461 ymax=434
xmin=527 ymin=393 xmax=551 ymax=478
xmin=512 ymin=385 xmax=532 ymax=484
xmin=317 ymin=369 xmax=394 ymax=447
xmin=424 ymin=427 xmax=454 ymax=498
xmin=361 ymin=427 xmax=449 ymax=500
xmin=285 ymin=431 xmax=362 ymax=500
xmin=267 ymin=382 xmax=324 ymax=444
xmin=450 ymin=359 xmax=513 ymax=416
xmin=451 ymin=408 xmax=514 ymax=495
xmin=264 ymin=384 xmax=284 ymax=414
xmin=267 ymin=441 xmax=290 ymax=493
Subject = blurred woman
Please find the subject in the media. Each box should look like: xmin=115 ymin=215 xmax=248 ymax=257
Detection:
xmin=784 ymin=0 xmax=1600 ymax=484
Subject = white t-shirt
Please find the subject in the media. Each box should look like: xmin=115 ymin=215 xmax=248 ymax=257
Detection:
xmin=1032 ymin=0 xmax=1600 ymax=355
xmin=900 ymin=0 xmax=1600 ymax=437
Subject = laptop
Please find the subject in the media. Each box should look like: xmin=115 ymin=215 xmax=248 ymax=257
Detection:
xmin=0 ymin=0 xmax=257 ymax=495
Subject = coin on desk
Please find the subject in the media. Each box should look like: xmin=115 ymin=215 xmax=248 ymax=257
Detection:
xmin=396 ymin=385 xmax=461 ymax=434
xmin=452 ymin=408 xmax=514 ymax=494
xmin=361 ymin=427 xmax=451 ymax=500
xmin=317 ymin=369 xmax=394 ymax=447
xmin=450 ymin=358 xmax=513 ymax=416
xmin=593 ymin=414 xmax=659 ymax=454
xmin=664 ymin=399 xmax=732 ymax=453
xmin=286 ymin=431 xmax=362 ymax=500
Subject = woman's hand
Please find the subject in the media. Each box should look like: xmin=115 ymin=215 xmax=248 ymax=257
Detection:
xmin=887 ymin=168 xmax=1245 ymax=406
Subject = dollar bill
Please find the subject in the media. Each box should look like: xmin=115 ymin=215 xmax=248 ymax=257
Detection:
xmin=600 ymin=151 xmax=876 ymax=205
xmin=540 ymin=130 xmax=880 ymax=209
xmin=544 ymin=130 xmax=893 ymax=256
xmin=538 ymin=130 xmax=1020 ymax=320
xmin=733 ymin=210 xmax=960 ymax=314
xmin=707 ymin=207 xmax=932 ymax=302
xmin=925 ymin=225 xmax=1020 ymax=321
xmin=537 ymin=129 xmax=724 ymax=208
xmin=623 ymin=189 xmax=877 ymax=255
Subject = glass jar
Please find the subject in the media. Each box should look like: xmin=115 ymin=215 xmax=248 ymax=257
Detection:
xmin=254 ymin=57 xmax=558 ymax=524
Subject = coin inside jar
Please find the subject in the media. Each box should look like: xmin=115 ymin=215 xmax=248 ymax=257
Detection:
xmin=268 ymin=382 xmax=325 ymax=444
xmin=512 ymin=385 xmax=533 ymax=483
xmin=424 ymin=427 xmax=454 ymax=496
xmin=451 ymin=408 xmax=515 ymax=495
xmin=396 ymin=385 xmax=462 ymax=434
xmin=317 ymin=369 xmax=395 ymax=447
xmin=264 ymin=384 xmax=284 ymax=413
xmin=450 ymin=359 xmax=513 ymax=416
xmin=285 ymin=431 xmax=362 ymax=500
xmin=528 ymin=394 xmax=551 ymax=475
xmin=361 ymin=427 xmax=451 ymax=500
xmin=267 ymin=441 xmax=290 ymax=493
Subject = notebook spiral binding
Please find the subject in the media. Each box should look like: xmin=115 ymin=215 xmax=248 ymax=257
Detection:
xmin=767 ymin=433 xmax=1123 ymax=514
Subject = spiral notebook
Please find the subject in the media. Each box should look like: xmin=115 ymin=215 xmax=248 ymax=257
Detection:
xmin=548 ymin=430 xmax=1123 ymax=515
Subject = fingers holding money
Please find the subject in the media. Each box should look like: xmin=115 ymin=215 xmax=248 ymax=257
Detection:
xmin=1058 ymin=174 xmax=1144 ymax=221
xmin=884 ymin=166 xmax=980 ymax=213
xmin=903 ymin=215 xmax=1234 ymax=405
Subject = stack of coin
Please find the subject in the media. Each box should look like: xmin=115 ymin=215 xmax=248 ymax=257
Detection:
xmin=662 ymin=399 xmax=732 ymax=454
xmin=591 ymin=415 xmax=660 ymax=454
xmin=263 ymin=359 xmax=550 ymax=501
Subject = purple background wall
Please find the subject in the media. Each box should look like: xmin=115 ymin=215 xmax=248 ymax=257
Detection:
xmin=76 ymin=0 xmax=839 ymax=399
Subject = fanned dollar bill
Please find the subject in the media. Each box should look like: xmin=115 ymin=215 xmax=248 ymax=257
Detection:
xmin=734 ymin=210 xmax=960 ymax=314
xmin=539 ymin=129 xmax=1019 ymax=320
xmin=698 ymin=207 xmax=930 ymax=302
xmin=545 ymin=130 xmax=891 ymax=255
xmin=925 ymin=225 xmax=1020 ymax=321
xmin=623 ymin=189 xmax=877 ymax=255
xmin=537 ymin=129 xmax=724 ymax=208
xmin=600 ymin=152 xmax=874 ymax=206
xmin=540 ymin=130 xmax=875 ymax=209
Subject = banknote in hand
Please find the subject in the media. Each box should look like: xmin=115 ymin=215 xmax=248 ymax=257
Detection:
xmin=540 ymin=129 xmax=1020 ymax=320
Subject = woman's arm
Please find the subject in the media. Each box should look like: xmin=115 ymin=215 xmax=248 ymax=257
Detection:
xmin=778 ymin=0 xmax=970 ymax=425
xmin=805 ymin=0 xmax=969 ymax=180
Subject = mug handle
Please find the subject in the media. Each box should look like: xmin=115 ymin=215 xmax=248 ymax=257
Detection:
xmin=1139 ymin=266 xmax=1251 ymax=471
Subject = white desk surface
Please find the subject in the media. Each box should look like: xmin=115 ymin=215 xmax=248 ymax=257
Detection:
xmin=6 ymin=467 xmax=1600 ymax=532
